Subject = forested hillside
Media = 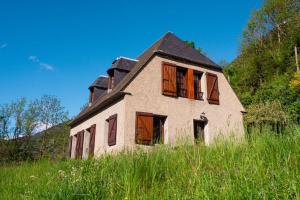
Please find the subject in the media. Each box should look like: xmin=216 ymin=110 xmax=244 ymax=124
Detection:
xmin=224 ymin=0 xmax=300 ymax=126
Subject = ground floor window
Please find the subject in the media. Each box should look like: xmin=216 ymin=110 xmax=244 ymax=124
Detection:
xmin=193 ymin=120 xmax=206 ymax=143
xmin=135 ymin=112 xmax=166 ymax=145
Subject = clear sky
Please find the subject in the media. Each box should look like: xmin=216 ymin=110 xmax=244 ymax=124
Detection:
xmin=0 ymin=0 xmax=261 ymax=117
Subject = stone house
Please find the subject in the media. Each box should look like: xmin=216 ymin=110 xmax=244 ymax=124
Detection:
xmin=69 ymin=32 xmax=245 ymax=159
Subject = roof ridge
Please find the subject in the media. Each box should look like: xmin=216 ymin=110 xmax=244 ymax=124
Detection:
xmin=117 ymin=56 xmax=138 ymax=61
xmin=137 ymin=32 xmax=172 ymax=60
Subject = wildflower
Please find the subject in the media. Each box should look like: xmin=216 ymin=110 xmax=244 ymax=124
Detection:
xmin=58 ymin=170 xmax=66 ymax=179
xmin=30 ymin=175 xmax=37 ymax=179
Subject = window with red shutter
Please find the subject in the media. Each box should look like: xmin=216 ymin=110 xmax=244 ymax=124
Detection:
xmin=206 ymin=73 xmax=219 ymax=104
xmin=135 ymin=112 xmax=166 ymax=145
xmin=162 ymin=62 xmax=177 ymax=97
xmin=88 ymin=124 xmax=96 ymax=157
xmin=107 ymin=114 xmax=117 ymax=146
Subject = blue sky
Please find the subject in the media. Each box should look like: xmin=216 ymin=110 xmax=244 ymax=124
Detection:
xmin=0 ymin=0 xmax=261 ymax=117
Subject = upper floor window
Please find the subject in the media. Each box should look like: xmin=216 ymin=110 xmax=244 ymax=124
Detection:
xmin=194 ymin=72 xmax=203 ymax=100
xmin=162 ymin=62 xmax=207 ymax=101
xmin=176 ymin=68 xmax=187 ymax=97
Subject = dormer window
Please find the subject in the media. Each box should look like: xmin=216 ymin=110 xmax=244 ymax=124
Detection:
xmin=108 ymin=75 xmax=115 ymax=90
xmin=89 ymin=88 xmax=94 ymax=104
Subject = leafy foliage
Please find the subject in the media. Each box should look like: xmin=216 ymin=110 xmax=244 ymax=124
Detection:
xmin=290 ymin=71 xmax=300 ymax=89
xmin=244 ymin=100 xmax=288 ymax=133
xmin=225 ymin=0 xmax=300 ymax=125
xmin=185 ymin=40 xmax=205 ymax=54
xmin=0 ymin=95 xmax=69 ymax=163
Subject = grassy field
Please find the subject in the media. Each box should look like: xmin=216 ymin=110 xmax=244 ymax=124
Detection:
xmin=1 ymin=128 xmax=300 ymax=200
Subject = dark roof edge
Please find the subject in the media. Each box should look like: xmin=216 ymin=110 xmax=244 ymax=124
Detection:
xmin=69 ymin=91 xmax=129 ymax=127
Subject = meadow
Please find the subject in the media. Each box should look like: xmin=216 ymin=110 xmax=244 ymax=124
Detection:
xmin=1 ymin=128 xmax=300 ymax=200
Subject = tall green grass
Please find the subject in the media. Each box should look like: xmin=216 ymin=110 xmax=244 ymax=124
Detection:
xmin=1 ymin=128 xmax=300 ymax=199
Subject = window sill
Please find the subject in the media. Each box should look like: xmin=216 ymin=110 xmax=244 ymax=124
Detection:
xmin=194 ymin=98 xmax=204 ymax=101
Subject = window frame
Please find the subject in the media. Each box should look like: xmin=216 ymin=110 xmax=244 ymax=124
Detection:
xmin=193 ymin=71 xmax=204 ymax=100
xmin=176 ymin=67 xmax=188 ymax=98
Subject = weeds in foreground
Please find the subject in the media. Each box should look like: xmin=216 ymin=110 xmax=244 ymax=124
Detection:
xmin=0 ymin=128 xmax=300 ymax=199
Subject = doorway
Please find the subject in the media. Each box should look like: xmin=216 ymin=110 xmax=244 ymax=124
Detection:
xmin=193 ymin=120 xmax=206 ymax=143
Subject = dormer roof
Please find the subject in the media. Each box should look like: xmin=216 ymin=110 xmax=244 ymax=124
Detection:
xmin=89 ymin=76 xmax=108 ymax=90
xmin=107 ymin=57 xmax=138 ymax=73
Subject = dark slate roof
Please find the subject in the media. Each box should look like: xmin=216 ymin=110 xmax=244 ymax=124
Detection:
xmin=89 ymin=76 xmax=108 ymax=89
xmin=155 ymin=33 xmax=220 ymax=68
xmin=108 ymin=57 xmax=138 ymax=72
xmin=70 ymin=32 xmax=222 ymax=127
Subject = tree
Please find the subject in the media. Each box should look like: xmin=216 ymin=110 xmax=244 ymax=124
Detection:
xmin=224 ymin=0 xmax=300 ymax=125
xmin=10 ymin=98 xmax=26 ymax=139
xmin=185 ymin=40 xmax=205 ymax=54
xmin=245 ymin=100 xmax=288 ymax=133
xmin=36 ymin=95 xmax=68 ymax=157
xmin=0 ymin=104 xmax=12 ymax=139
xmin=0 ymin=95 xmax=69 ymax=162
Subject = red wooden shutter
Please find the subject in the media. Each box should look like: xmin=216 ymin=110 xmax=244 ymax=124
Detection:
xmin=79 ymin=131 xmax=84 ymax=159
xmin=187 ymin=68 xmax=194 ymax=99
xmin=89 ymin=124 xmax=96 ymax=157
xmin=206 ymin=73 xmax=219 ymax=104
xmin=108 ymin=114 xmax=117 ymax=146
xmin=69 ymin=136 xmax=73 ymax=158
xmin=75 ymin=131 xmax=84 ymax=159
xmin=135 ymin=112 xmax=153 ymax=145
xmin=162 ymin=63 xmax=177 ymax=97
